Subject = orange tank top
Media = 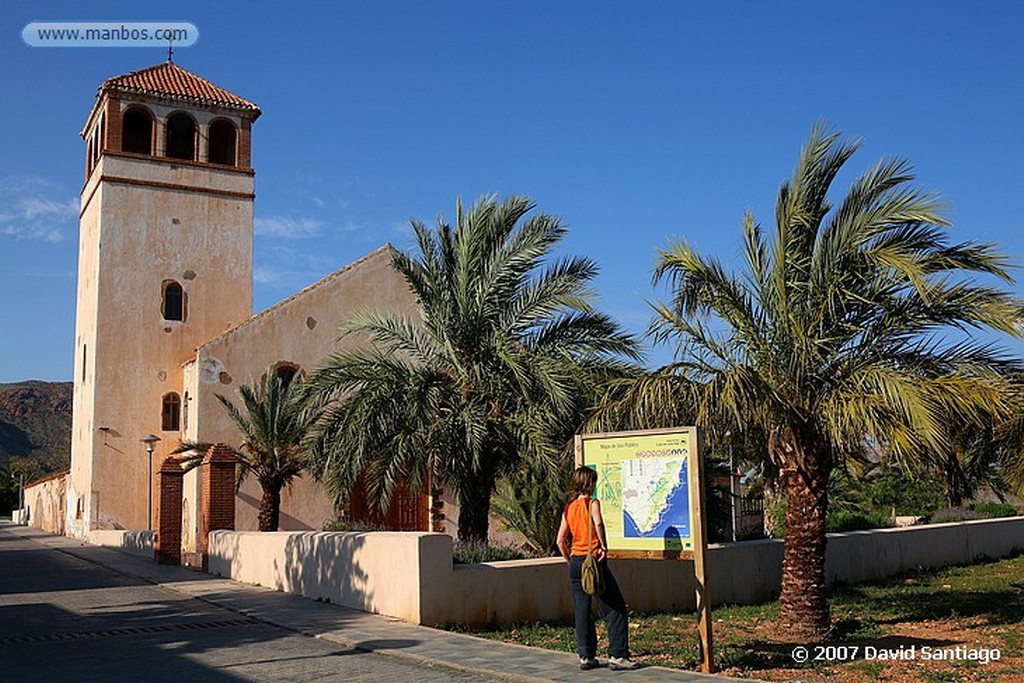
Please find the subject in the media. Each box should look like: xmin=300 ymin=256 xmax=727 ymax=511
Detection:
xmin=566 ymin=496 xmax=601 ymax=556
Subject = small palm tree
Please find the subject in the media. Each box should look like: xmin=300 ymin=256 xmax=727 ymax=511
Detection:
xmin=304 ymin=195 xmax=637 ymax=543
xmin=612 ymin=124 xmax=1023 ymax=639
xmin=177 ymin=368 xmax=315 ymax=532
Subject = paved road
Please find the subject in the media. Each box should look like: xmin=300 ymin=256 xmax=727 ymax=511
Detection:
xmin=0 ymin=525 xmax=496 ymax=682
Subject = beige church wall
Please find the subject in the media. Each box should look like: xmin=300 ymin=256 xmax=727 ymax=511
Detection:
xmin=189 ymin=246 xmax=417 ymax=535
xmin=75 ymin=153 xmax=254 ymax=532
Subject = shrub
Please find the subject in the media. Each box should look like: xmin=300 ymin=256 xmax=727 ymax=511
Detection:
xmin=970 ymin=502 xmax=1018 ymax=518
xmin=928 ymin=507 xmax=989 ymax=523
xmin=866 ymin=468 xmax=944 ymax=516
xmin=453 ymin=540 xmax=528 ymax=564
xmin=825 ymin=510 xmax=892 ymax=532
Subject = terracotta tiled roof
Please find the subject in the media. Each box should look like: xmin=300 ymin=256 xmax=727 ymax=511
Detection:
xmin=102 ymin=61 xmax=260 ymax=114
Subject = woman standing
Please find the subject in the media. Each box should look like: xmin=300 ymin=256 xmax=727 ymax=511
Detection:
xmin=556 ymin=466 xmax=638 ymax=671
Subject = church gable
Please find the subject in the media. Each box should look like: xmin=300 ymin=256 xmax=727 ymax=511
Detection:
xmin=183 ymin=245 xmax=416 ymax=532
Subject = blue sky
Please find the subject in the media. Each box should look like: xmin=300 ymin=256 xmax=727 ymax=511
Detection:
xmin=2 ymin=1 xmax=1023 ymax=382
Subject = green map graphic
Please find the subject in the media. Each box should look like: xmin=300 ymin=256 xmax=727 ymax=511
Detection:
xmin=582 ymin=430 xmax=695 ymax=553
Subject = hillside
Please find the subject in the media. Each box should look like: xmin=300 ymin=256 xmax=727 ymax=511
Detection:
xmin=0 ymin=381 xmax=73 ymax=476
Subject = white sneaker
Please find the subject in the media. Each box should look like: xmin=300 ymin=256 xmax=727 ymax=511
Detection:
xmin=608 ymin=656 xmax=639 ymax=670
xmin=579 ymin=656 xmax=599 ymax=670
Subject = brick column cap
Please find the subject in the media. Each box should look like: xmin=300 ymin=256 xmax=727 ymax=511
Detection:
xmin=159 ymin=456 xmax=185 ymax=475
xmin=205 ymin=443 xmax=237 ymax=464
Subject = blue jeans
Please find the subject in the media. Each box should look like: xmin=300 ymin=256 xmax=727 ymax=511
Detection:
xmin=568 ymin=555 xmax=630 ymax=659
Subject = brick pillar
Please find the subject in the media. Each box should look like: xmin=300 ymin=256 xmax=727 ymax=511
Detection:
xmin=201 ymin=443 xmax=237 ymax=568
xmin=155 ymin=457 xmax=184 ymax=565
xmin=104 ymin=95 xmax=122 ymax=153
xmin=237 ymin=119 xmax=252 ymax=169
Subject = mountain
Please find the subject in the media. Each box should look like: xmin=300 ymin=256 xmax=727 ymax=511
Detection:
xmin=0 ymin=381 xmax=73 ymax=476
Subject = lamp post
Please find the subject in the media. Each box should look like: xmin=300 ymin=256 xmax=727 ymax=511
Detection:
xmin=725 ymin=430 xmax=738 ymax=543
xmin=139 ymin=434 xmax=161 ymax=531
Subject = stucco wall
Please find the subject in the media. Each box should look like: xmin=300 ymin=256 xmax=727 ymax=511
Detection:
xmin=208 ymin=530 xmax=451 ymax=623
xmin=207 ymin=517 xmax=1024 ymax=627
xmin=24 ymin=473 xmax=68 ymax=535
xmin=87 ymin=529 xmax=154 ymax=558
xmin=71 ymin=151 xmax=254 ymax=535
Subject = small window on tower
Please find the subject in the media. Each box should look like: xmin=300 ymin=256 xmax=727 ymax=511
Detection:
xmin=165 ymin=112 xmax=196 ymax=161
xmin=122 ymin=107 xmax=153 ymax=154
xmin=162 ymin=280 xmax=186 ymax=321
xmin=161 ymin=393 xmax=181 ymax=431
xmin=208 ymin=119 xmax=237 ymax=166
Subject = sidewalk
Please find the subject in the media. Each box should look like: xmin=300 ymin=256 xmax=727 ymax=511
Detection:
xmin=3 ymin=522 xmax=748 ymax=683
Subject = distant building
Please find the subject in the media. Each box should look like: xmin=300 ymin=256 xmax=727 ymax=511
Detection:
xmin=28 ymin=61 xmax=440 ymax=553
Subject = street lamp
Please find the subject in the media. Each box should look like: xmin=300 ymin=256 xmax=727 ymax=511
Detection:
xmin=725 ymin=430 xmax=738 ymax=543
xmin=139 ymin=434 xmax=161 ymax=531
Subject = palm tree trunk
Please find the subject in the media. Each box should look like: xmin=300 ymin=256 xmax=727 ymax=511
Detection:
xmin=457 ymin=482 xmax=492 ymax=543
xmin=778 ymin=459 xmax=831 ymax=640
xmin=945 ymin=450 xmax=966 ymax=507
xmin=258 ymin=484 xmax=282 ymax=532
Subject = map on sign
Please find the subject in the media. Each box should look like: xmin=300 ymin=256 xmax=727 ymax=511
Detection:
xmin=581 ymin=430 xmax=694 ymax=554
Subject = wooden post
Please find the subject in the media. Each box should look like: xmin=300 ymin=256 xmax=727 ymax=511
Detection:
xmin=689 ymin=426 xmax=715 ymax=673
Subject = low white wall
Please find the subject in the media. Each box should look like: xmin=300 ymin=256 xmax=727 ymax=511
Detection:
xmin=206 ymin=517 xmax=1024 ymax=627
xmin=207 ymin=530 xmax=452 ymax=624
xmin=87 ymin=530 xmax=154 ymax=558
xmin=825 ymin=519 xmax=1024 ymax=584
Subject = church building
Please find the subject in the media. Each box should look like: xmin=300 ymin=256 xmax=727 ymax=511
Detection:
xmin=50 ymin=60 xmax=432 ymax=555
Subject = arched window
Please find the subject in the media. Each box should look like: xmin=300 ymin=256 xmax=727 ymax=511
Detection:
xmin=165 ymin=112 xmax=196 ymax=161
xmin=208 ymin=119 xmax=237 ymax=166
xmin=162 ymin=280 xmax=186 ymax=321
xmin=161 ymin=393 xmax=181 ymax=431
xmin=272 ymin=362 xmax=301 ymax=391
xmin=182 ymin=391 xmax=189 ymax=433
xmin=122 ymin=108 xmax=153 ymax=154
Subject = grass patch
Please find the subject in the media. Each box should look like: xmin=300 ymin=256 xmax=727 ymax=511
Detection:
xmin=455 ymin=553 xmax=1024 ymax=676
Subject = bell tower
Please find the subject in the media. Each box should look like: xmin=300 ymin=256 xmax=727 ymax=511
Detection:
xmin=68 ymin=61 xmax=260 ymax=535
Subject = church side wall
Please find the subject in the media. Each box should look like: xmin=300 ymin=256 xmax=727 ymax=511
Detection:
xmin=191 ymin=247 xmax=417 ymax=535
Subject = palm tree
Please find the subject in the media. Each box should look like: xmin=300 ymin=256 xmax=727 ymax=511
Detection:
xmin=491 ymin=457 xmax=570 ymax=555
xmin=931 ymin=415 xmax=1010 ymax=507
xmin=304 ymin=195 xmax=637 ymax=543
xmin=176 ymin=368 xmax=315 ymax=531
xmin=642 ymin=124 xmax=1023 ymax=639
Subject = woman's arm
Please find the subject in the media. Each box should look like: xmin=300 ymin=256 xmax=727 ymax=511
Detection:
xmin=590 ymin=498 xmax=608 ymax=561
xmin=556 ymin=512 xmax=571 ymax=561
